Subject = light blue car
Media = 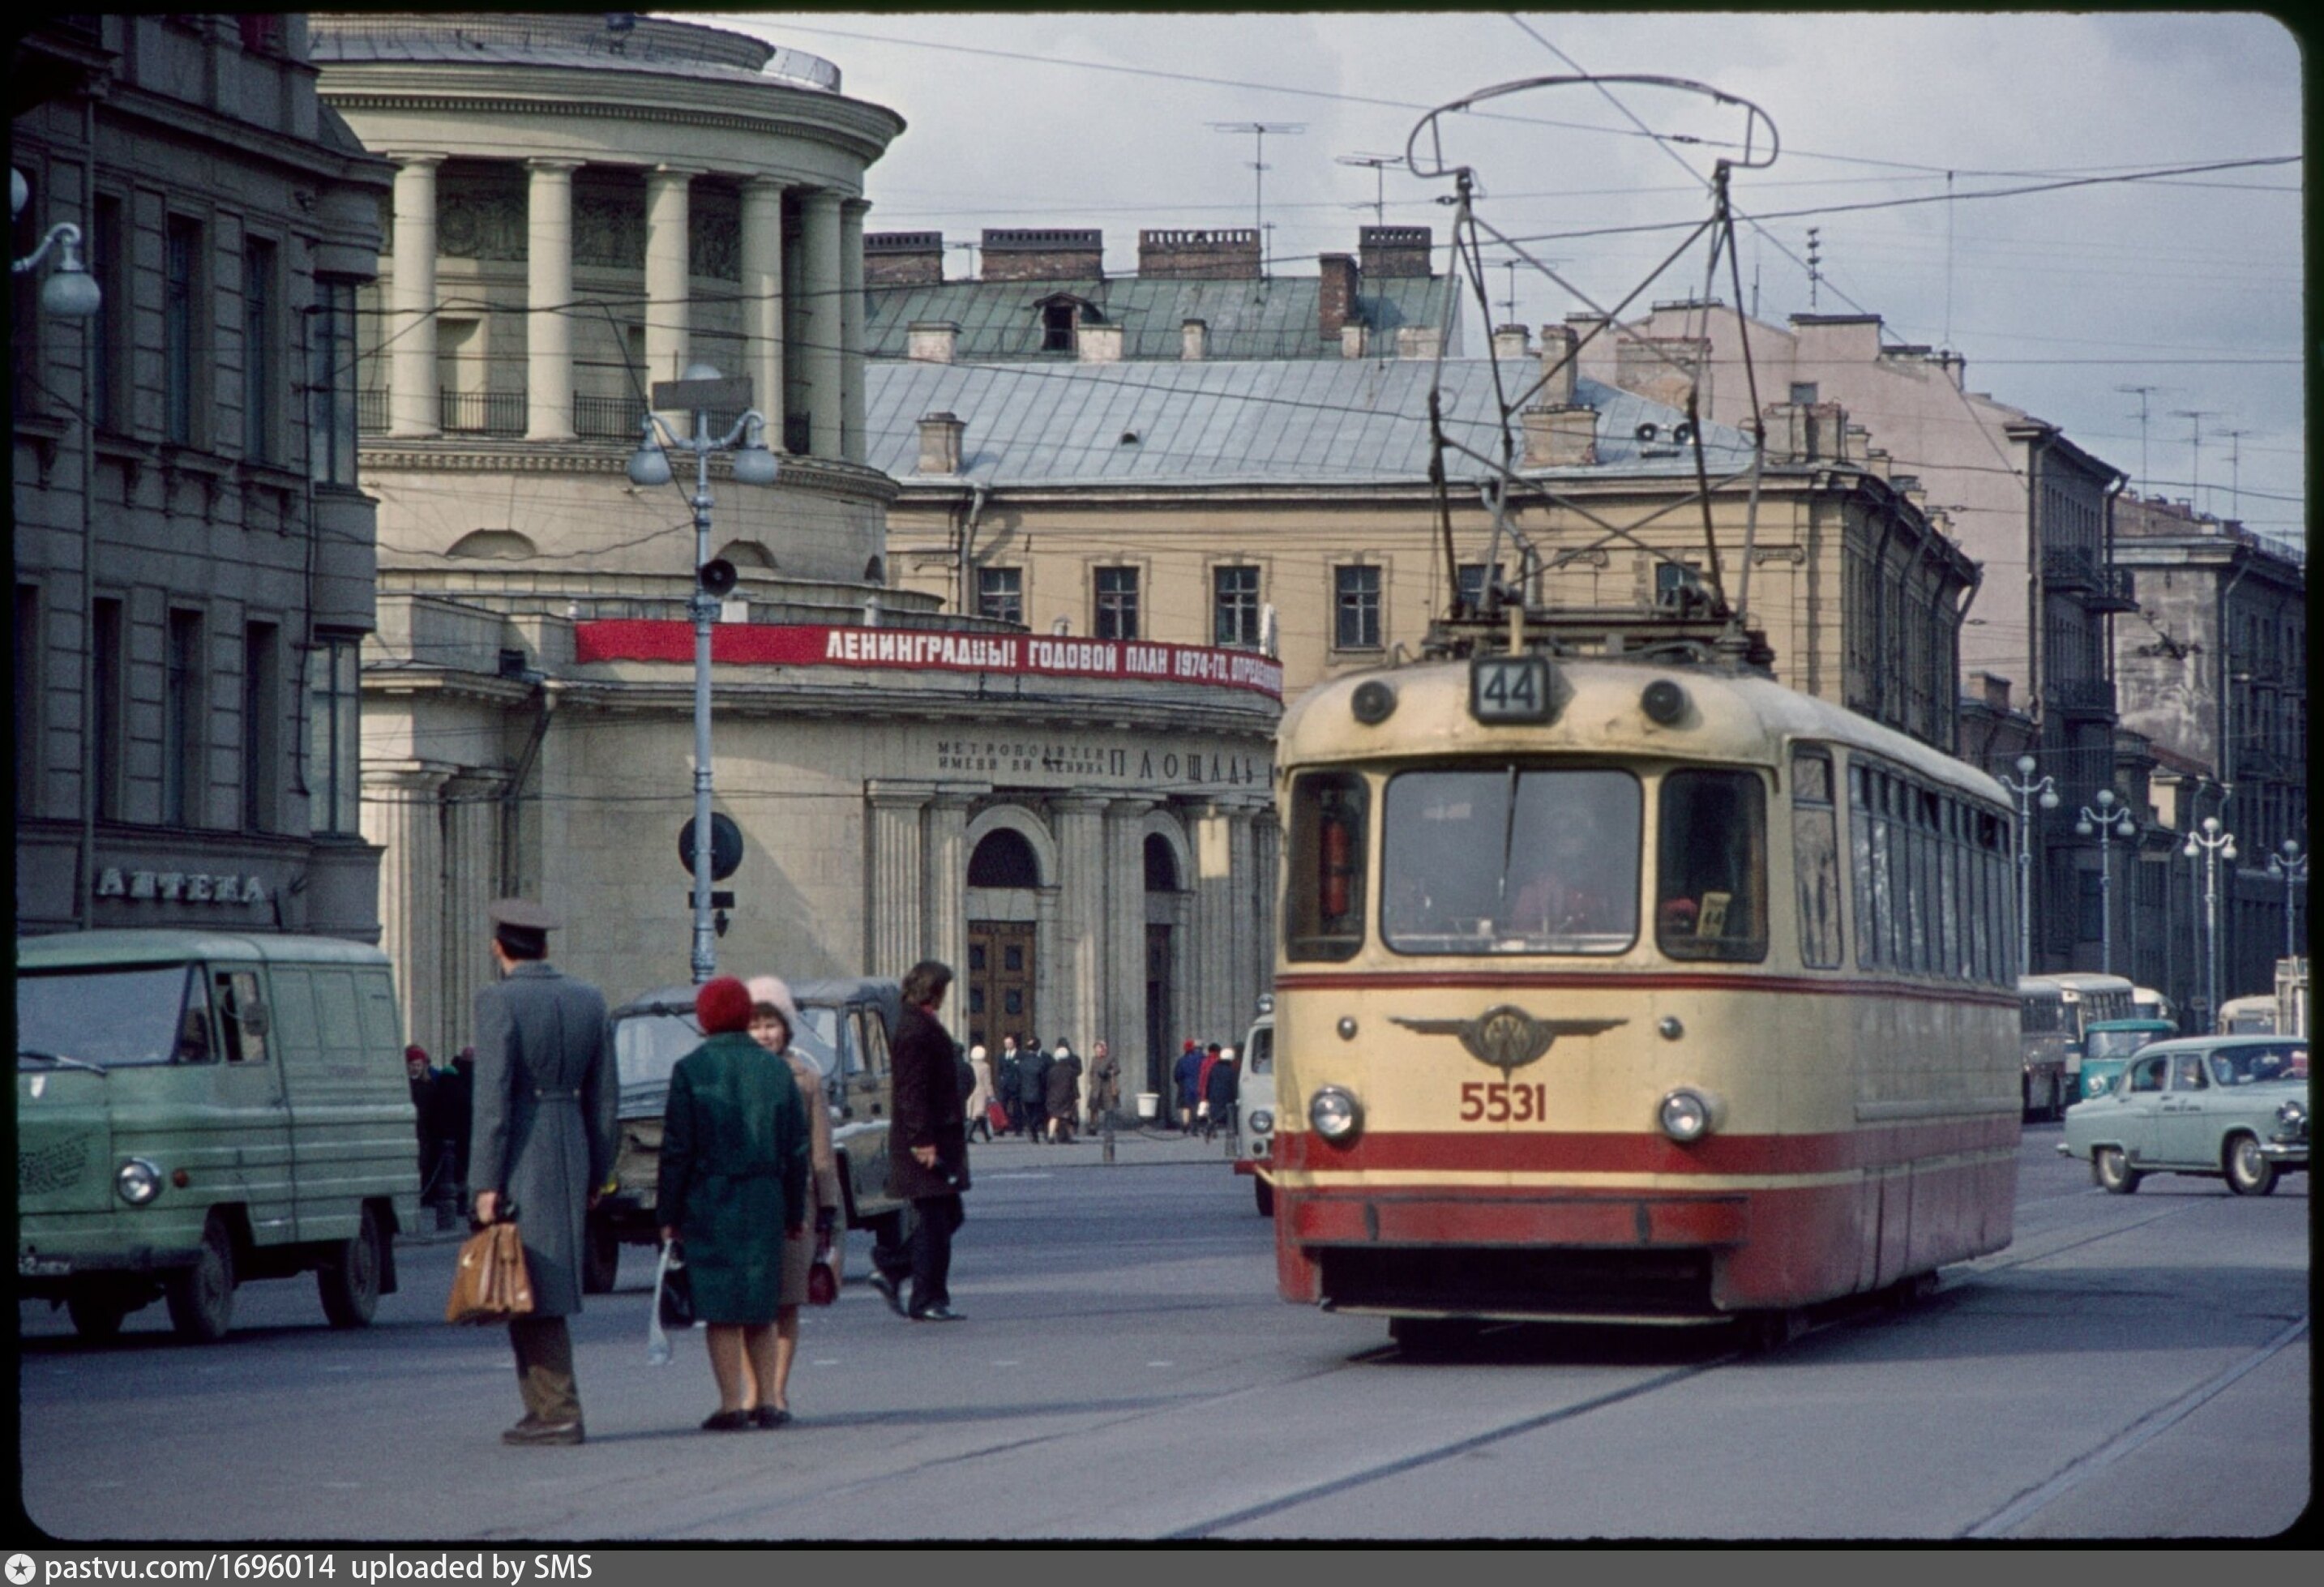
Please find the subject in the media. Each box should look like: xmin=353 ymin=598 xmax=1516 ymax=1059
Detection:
xmin=2060 ymin=1035 xmax=2309 ymax=1196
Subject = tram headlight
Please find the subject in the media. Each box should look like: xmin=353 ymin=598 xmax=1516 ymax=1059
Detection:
xmin=1308 ymin=1086 xmax=1363 ymax=1144
xmin=1657 ymin=1089 xmax=1714 ymax=1144
xmin=115 ymin=1158 xmax=163 ymax=1205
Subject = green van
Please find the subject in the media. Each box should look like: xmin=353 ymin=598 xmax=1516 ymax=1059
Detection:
xmin=15 ymin=930 xmax=423 ymax=1342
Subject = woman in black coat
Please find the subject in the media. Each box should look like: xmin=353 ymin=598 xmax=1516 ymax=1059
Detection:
xmin=884 ymin=960 xmax=969 ymax=1321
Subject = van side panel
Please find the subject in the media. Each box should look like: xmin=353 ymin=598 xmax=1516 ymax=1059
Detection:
xmin=280 ymin=968 xmax=422 ymax=1243
xmin=199 ymin=963 xmax=298 ymax=1248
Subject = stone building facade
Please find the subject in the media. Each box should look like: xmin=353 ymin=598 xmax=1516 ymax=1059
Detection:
xmin=13 ymin=15 xmax=390 ymax=939
xmin=310 ymin=15 xmax=1280 ymax=1087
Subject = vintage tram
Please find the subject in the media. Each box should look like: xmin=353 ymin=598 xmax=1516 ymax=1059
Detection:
xmin=1267 ymin=640 xmax=2023 ymax=1338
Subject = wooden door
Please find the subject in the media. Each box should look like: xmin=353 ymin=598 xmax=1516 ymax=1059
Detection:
xmin=967 ymin=921 xmax=1036 ymax=1053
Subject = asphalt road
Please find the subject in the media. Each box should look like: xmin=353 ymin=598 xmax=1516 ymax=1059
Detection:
xmin=16 ymin=1123 xmax=2310 ymax=1542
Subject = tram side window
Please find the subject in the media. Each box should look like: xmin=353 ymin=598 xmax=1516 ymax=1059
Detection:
xmin=1287 ymin=772 xmax=1368 ymax=961
xmin=1657 ymin=769 xmax=1766 ymax=962
xmin=1791 ymin=749 xmax=1843 ymax=969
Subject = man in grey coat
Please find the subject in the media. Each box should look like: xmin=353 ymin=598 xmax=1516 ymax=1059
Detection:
xmin=471 ymin=898 xmax=618 ymax=1446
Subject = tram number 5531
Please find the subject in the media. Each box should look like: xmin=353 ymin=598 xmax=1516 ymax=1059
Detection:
xmin=1470 ymin=654 xmax=1554 ymax=723
xmin=1459 ymin=1080 xmax=1548 ymax=1123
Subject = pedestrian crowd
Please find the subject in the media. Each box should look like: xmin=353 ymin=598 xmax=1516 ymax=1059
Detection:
xmin=454 ymin=893 xmax=1248 ymax=1448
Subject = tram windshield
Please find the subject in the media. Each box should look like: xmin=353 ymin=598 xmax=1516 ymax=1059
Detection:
xmin=1383 ymin=768 xmax=1640 ymax=954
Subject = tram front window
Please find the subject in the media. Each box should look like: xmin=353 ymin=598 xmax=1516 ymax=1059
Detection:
xmin=1383 ymin=768 xmax=1639 ymax=954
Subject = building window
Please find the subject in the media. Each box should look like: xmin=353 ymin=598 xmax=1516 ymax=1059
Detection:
xmin=1094 ymin=566 xmax=1140 ymax=641
xmin=1213 ymin=565 xmax=1260 ymax=648
xmin=242 ymin=237 xmax=277 ymax=461
xmin=165 ymin=216 xmax=204 ymax=447
xmin=242 ymin=622 xmax=280 ymax=832
xmin=15 ymin=584 xmax=40 ymax=818
xmin=1042 ymin=302 xmax=1075 ymax=353
xmin=310 ymin=278 xmax=359 ymax=486
xmin=1789 ymin=381 xmax=1818 ymax=405
xmin=91 ymin=194 xmax=127 ymax=431
xmin=1334 ymin=565 xmax=1382 ymax=650
xmin=163 ymin=609 xmax=204 ymax=828
xmin=92 ymin=597 xmax=124 ymax=821
xmin=977 ymin=567 xmax=1023 ymax=626
xmin=1457 ymin=563 xmax=1501 ymax=614
xmin=307 ymin=637 xmax=361 ymax=835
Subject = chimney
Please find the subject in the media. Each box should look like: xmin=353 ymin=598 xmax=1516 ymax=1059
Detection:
xmin=905 ymin=320 xmax=959 ymax=364
xmin=1076 ymin=323 xmax=1123 ymax=363
xmin=980 ymin=228 xmax=1103 ymax=283
xmin=1564 ymin=311 xmax=1618 ymax=387
xmin=1341 ymin=323 xmax=1368 ymax=360
xmin=915 ymin=411 xmax=964 ymax=476
xmin=1180 ymin=319 xmax=1208 ymax=361
xmin=1139 ymin=229 xmax=1262 ymax=280
xmin=1536 ymin=323 xmax=1578 ymax=406
xmin=1521 ymin=404 xmax=1599 ymax=468
xmin=1394 ymin=325 xmax=1442 ymax=361
xmin=1319 ymin=252 xmax=1360 ymax=340
xmin=863 ymin=231 xmax=945 ymax=286
xmin=1975 ymin=672 xmax=2013 ymax=715
xmin=1359 ymin=225 xmax=1433 ymax=279
xmin=1614 ymin=335 xmax=1708 ymax=410
xmin=1492 ymin=323 xmax=1530 ymax=362
xmin=1760 ymin=400 xmax=1848 ymax=463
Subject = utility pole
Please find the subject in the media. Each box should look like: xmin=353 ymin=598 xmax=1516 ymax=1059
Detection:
xmin=1335 ymin=151 xmax=1399 ymax=227
xmin=1212 ymin=122 xmax=1305 ymax=275
xmin=2116 ymin=384 xmax=2159 ymax=494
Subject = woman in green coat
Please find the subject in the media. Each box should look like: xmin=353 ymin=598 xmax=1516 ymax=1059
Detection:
xmin=657 ymin=976 xmax=810 ymax=1431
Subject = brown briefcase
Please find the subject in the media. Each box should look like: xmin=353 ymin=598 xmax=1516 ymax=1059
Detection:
xmin=446 ymin=1218 xmax=535 ymax=1324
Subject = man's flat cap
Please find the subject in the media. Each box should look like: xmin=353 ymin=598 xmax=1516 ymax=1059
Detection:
xmin=488 ymin=897 xmax=561 ymax=931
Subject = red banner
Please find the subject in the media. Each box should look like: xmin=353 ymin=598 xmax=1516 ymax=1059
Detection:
xmin=574 ymin=621 xmax=1284 ymax=700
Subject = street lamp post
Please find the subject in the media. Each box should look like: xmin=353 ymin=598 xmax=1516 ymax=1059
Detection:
xmin=2182 ymin=817 xmax=2237 ymax=1030
xmin=2265 ymin=839 xmax=2306 ymax=960
xmin=1998 ymin=754 xmax=2060 ymax=978
xmin=2074 ymin=789 xmax=2137 ymax=975
xmin=627 ymin=366 xmax=780 ymax=985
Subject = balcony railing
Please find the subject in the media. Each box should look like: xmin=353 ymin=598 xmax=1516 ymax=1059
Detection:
xmin=2040 ymin=545 xmax=2100 ymax=590
xmin=574 ymin=391 xmax=647 ymax=440
xmin=439 ymin=388 xmax=526 ymax=436
xmin=2043 ymin=677 xmax=2117 ymax=718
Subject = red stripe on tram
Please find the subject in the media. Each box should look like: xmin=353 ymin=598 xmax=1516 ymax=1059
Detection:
xmin=1271 ymin=1116 xmax=2018 ymax=1177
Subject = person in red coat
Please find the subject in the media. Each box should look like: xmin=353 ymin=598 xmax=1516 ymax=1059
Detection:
xmin=881 ymin=960 xmax=969 ymax=1322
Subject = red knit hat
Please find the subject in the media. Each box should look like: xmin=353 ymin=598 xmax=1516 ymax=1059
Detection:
xmin=695 ymin=976 xmax=753 ymax=1035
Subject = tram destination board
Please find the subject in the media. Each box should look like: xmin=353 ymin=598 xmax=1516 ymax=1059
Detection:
xmin=1470 ymin=653 xmax=1554 ymax=723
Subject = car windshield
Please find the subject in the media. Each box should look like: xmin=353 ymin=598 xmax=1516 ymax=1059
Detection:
xmin=2208 ymin=1043 xmax=2308 ymax=1085
xmin=616 ymin=1003 xmax=845 ymax=1091
xmin=16 ymin=966 xmax=202 ymax=1068
xmin=1382 ymin=767 xmax=1640 ymax=954
xmin=2084 ymin=1025 xmax=2172 ymax=1067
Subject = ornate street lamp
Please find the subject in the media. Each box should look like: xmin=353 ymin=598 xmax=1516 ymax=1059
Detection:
xmin=2182 ymin=817 xmax=2237 ymax=1031
xmin=627 ymin=365 xmax=779 ymax=984
xmin=2265 ymin=839 xmax=2306 ymax=961
xmin=1998 ymin=754 xmax=2060 ymax=978
xmin=11 ymin=168 xmax=102 ymax=318
xmin=2074 ymin=789 xmax=2136 ymax=975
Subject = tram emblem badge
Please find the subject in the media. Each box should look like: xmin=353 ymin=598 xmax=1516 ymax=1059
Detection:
xmin=1390 ymin=1005 xmax=1627 ymax=1075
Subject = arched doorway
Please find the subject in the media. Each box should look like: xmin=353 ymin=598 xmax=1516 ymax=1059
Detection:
xmin=965 ymin=826 xmax=1040 ymax=1053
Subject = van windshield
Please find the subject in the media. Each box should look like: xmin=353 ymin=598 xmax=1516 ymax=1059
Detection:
xmin=17 ymin=966 xmax=203 ymax=1068
xmin=2083 ymin=1024 xmax=2173 ymax=1067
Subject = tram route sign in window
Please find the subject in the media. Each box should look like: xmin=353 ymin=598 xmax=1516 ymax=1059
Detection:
xmin=1470 ymin=653 xmax=1554 ymax=724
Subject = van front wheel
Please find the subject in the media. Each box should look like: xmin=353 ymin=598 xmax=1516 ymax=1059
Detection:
xmin=319 ymin=1205 xmax=384 ymax=1327
xmin=166 ymin=1217 xmax=237 ymax=1342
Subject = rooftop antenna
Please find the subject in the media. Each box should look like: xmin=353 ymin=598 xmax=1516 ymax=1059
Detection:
xmin=1336 ymin=151 xmax=1400 ymax=227
xmin=2116 ymin=383 xmax=2160 ymax=494
xmin=2221 ymin=428 xmax=2249 ymax=522
xmin=1211 ymin=122 xmax=1305 ymax=275
xmin=1499 ymin=259 xmax=1520 ymax=327
xmin=1804 ymin=226 xmax=1822 ymax=311
xmin=2170 ymin=408 xmax=2216 ymax=515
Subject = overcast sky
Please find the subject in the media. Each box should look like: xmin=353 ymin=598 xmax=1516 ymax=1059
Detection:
xmin=692 ymin=10 xmax=2303 ymax=551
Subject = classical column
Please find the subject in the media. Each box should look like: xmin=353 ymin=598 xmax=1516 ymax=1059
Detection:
xmin=441 ymin=774 xmax=501 ymax=1057
xmin=387 ymin=155 xmax=445 ymax=438
xmin=1226 ymin=800 xmax=1261 ymax=1030
xmin=838 ymin=198 xmax=870 ymax=464
xmin=797 ymin=189 xmax=844 ymax=460
xmin=362 ymin=768 xmax=447 ymax=1063
xmin=867 ymin=781 xmax=929 ymax=977
xmin=1052 ymin=795 xmax=1108 ymax=1051
xmin=738 ymin=176 xmax=786 ymax=447
xmin=643 ymin=165 xmax=699 ymax=393
xmin=1102 ymin=799 xmax=1156 ymax=1064
xmin=1189 ymin=800 xmax=1237 ymax=1044
xmin=924 ymin=787 xmax=978 ymax=1041
xmin=524 ymin=158 xmax=582 ymax=441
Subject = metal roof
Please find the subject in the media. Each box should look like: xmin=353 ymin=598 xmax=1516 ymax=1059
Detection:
xmin=865 ymin=275 xmax=1459 ymax=363
xmin=865 ymin=358 xmax=1761 ymax=489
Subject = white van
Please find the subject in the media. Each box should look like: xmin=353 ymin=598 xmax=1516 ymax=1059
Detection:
xmin=1232 ymin=998 xmax=1277 ymax=1215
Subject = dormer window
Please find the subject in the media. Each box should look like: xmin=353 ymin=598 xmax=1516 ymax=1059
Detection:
xmin=1042 ymin=302 xmax=1076 ymax=353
